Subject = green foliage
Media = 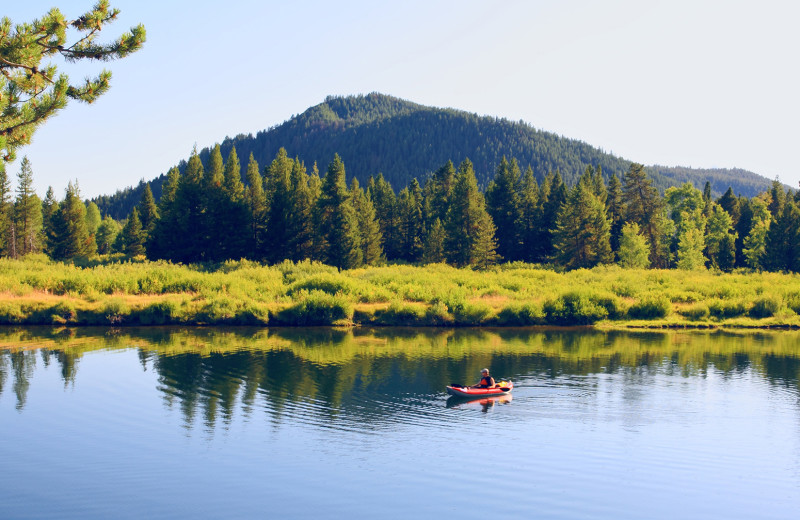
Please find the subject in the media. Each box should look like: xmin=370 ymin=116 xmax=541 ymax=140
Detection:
xmin=494 ymin=303 xmax=545 ymax=326
xmin=628 ymin=296 xmax=671 ymax=319
xmin=618 ymin=222 xmax=650 ymax=268
xmin=543 ymin=292 xmax=609 ymax=325
xmin=678 ymin=303 xmax=710 ymax=320
xmin=707 ymin=299 xmax=748 ymax=319
xmin=749 ymin=296 xmax=781 ymax=318
xmin=276 ymin=290 xmax=354 ymax=325
xmin=0 ymin=1 xmax=145 ymax=162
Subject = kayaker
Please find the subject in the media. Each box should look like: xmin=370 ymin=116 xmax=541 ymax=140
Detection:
xmin=473 ymin=368 xmax=495 ymax=388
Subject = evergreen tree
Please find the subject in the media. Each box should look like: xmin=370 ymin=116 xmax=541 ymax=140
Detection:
xmin=444 ymin=159 xmax=498 ymax=268
xmin=486 ymin=156 xmax=521 ymax=261
xmin=396 ymin=179 xmax=424 ymax=262
xmin=516 ymin=166 xmax=539 ymax=262
xmin=13 ymin=157 xmax=43 ymax=255
xmin=244 ymin=153 xmax=266 ymax=257
xmin=85 ymin=202 xmax=101 ymax=237
xmin=743 ymin=197 xmax=770 ymax=270
xmin=624 ymin=163 xmax=669 ymax=267
xmin=287 ymin=158 xmax=315 ymax=261
xmin=223 ymin=146 xmax=244 ymax=201
xmin=167 ymin=149 xmax=206 ymax=262
xmin=137 ymin=184 xmax=159 ymax=241
xmin=422 ymin=217 xmax=446 ymax=264
xmin=606 ymin=173 xmax=624 ymax=254
xmin=617 ymin=222 xmax=650 ymax=268
xmin=350 ymin=178 xmax=383 ymax=265
xmin=553 ymin=172 xmax=612 ymax=269
xmin=734 ymin=196 xmax=754 ymax=267
xmin=763 ymin=198 xmax=800 ymax=272
xmin=41 ymin=187 xmax=58 ymax=256
xmin=702 ymin=181 xmax=712 ymax=202
xmin=263 ymin=148 xmax=295 ymax=263
xmin=717 ymin=187 xmax=740 ymax=226
xmin=95 ymin=215 xmax=120 ymax=255
xmin=120 ymin=207 xmax=144 ymax=256
xmin=147 ymin=167 xmax=179 ymax=260
xmin=368 ymin=173 xmax=399 ymax=260
xmin=50 ymin=181 xmax=93 ymax=260
xmin=316 ymin=154 xmax=362 ymax=269
xmin=533 ymin=170 xmax=566 ymax=262
xmin=0 ymin=163 xmax=12 ymax=256
xmin=424 ymin=160 xmax=456 ymax=227
xmin=206 ymin=144 xmax=225 ymax=189
xmin=768 ymin=179 xmax=786 ymax=217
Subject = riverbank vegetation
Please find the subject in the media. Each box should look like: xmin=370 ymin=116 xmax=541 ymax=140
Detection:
xmin=2 ymin=255 xmax=800 ymax=328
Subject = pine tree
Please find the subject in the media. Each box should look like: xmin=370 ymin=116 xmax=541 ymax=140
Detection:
xmin=206 ymin=144 xmax=225 ymax=189
xmin=623 ymin=163 xmax=669 ymax=267
xmin=13 ymin=157 xmax=43 ymax=255
xmin=553 ymin=172 xmax=612 ymax=269
xmin=223 ymin=146 xmax=244 ymax=201
xmin=120 ymin=207 xmax=144 ymax=256
xmin=50 ymin=181 xmax=93 ymax=260
xmin=168 ymin=149 xmax=206 ymax=262
xmin=316 ymin=154 xmax=362 ymax=269
xmin=287 ymin=158 xmax=315 ymax=261
xmin=396 ymin=179 xmax=424 ymax=262
xmin=0 ymin=163 xmax=12 ymax=256
xmin=768 ymin=179 xmax=786 ymax=217
xmin=533 ymin=170 xmax=566 ymax=262
xmin=617 ymin=222 xmax=650 ymax=268
xmin=763 ymin=198 xmax=800 ymax=272
xmin=263 ymin=148 xmax=295 ymax=263
xmin=0 ymin=3 xmax=146 ymax=162
xmin=368 ymin=173 xmax=399 ymax=260
xmin=417 ymin=216 xmax=443 ymax=265
xmin=244 ymin=153 xmax=266 ymax=258
xmin=137 ymin=184 xmax=159 ymax=242
xmin=606 ymin=174 xmax=624 ymax=254
xmin=485 ymin=156 xmax=521 ymax=261
xmin=350 ymin=178 xmax=383 ymax=265
xmin=41 ymin=187 xmax=58 ymax=256
xmin=444 ymin=159 xmax=498 ymax=268
xmin=717 ymin=187 xmax=740 ymax=226
xmin=147 ymin=167 xmax=179 ymax=260
xmin=516 ymin=166 xmax=539 ymax=263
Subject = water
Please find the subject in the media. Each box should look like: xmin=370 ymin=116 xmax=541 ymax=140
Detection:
xmin=1 ymin=327 xmax=799 ymax=519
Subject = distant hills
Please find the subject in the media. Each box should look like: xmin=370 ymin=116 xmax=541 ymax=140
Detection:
xmin=94 ymin=93 xmax=775 ymax=219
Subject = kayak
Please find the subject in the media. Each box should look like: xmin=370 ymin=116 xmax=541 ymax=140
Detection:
xmin=446 ymin=380 xmax=513 ymax=398
xmin=446 ymin=393 xmax=513 ymax=409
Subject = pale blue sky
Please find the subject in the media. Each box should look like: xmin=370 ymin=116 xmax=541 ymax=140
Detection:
xmin=4 ymin=0 xmax=799 ymax=198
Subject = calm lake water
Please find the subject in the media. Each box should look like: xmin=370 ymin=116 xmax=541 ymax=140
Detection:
xmin=1 ymin=327 xmax=799 ymax=519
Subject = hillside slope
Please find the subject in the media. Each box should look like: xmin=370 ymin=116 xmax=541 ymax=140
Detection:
xmin=94 ymin=93 xmax=774 ymax=219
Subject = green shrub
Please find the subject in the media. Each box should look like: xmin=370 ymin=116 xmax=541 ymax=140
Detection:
xmin=50 ymin=301 xmax=78 ymax=324
xmin=276 ymin=290 xmax=354 ymax=325
xmin=444 ymin=299 xmax=493 ymax=326
xmin=749 ymin=296 xmax=781 ymax=318
xmin=627 ymin=296 xmax=671 ymax=319
xmin=138 ymin=300 xmax=180 ymax=325
xmin=424 ymin=301 xmax=454 ymax=326
xmin=375 ymin=302 xmax=426 ymax=325
xmin=678 ymin=303 xmax=710 ymax=320
xmin=0 ymin=301 xmax=24 ymax=324
xmin=494 ymin=303 xmax=544 ymax=326
xmin=707 ymin=299 xmax=748 ymax=319
xmin=543 ymin=292 xmax=608 ymax=325
xmin=287 ymin=274 xmax=355 ymax=297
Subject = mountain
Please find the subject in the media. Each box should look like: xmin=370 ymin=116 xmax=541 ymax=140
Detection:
xmin=93 ymin=93 xmax=774 ymax=219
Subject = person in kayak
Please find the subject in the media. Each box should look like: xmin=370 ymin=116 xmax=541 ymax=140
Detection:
xmin=473 ymin=368 xmax=495 ymax=388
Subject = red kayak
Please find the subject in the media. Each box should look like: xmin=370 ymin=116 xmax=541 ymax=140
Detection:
xmin=446 ymin=381 xmax=513 ymax=398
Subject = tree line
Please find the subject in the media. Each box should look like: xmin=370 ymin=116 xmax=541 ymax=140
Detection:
xmin=0 ymin=145 xmax=796 ymax=273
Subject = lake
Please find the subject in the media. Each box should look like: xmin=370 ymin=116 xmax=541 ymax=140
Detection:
xmin=1 ymin=327 xmax=799 ymax=519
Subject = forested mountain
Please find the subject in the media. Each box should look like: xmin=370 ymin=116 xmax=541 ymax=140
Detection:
xmin=93 ymin=93 xmax=774 ymax=219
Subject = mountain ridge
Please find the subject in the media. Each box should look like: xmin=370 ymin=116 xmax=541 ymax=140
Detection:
xmin=93 ymin=93 xmax=775 ymax=219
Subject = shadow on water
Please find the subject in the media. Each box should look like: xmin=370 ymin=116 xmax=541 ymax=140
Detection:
xmin=1 ymin=326 xmax=800 ymax=424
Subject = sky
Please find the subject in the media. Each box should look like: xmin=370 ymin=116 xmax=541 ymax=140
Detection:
xmin=3 ymin=0 xmax=799 ymax=199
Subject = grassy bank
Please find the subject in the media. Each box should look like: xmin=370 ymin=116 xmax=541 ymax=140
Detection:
xmin=2 ymin=254 xmax=800 ymax=328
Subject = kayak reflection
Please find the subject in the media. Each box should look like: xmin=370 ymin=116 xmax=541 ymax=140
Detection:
xmin=446 ymin=393 xmax=513 ymax=412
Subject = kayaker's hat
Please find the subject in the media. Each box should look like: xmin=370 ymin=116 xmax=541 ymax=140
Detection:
xmin=481 ymin=368 xmax=489 ymax=374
